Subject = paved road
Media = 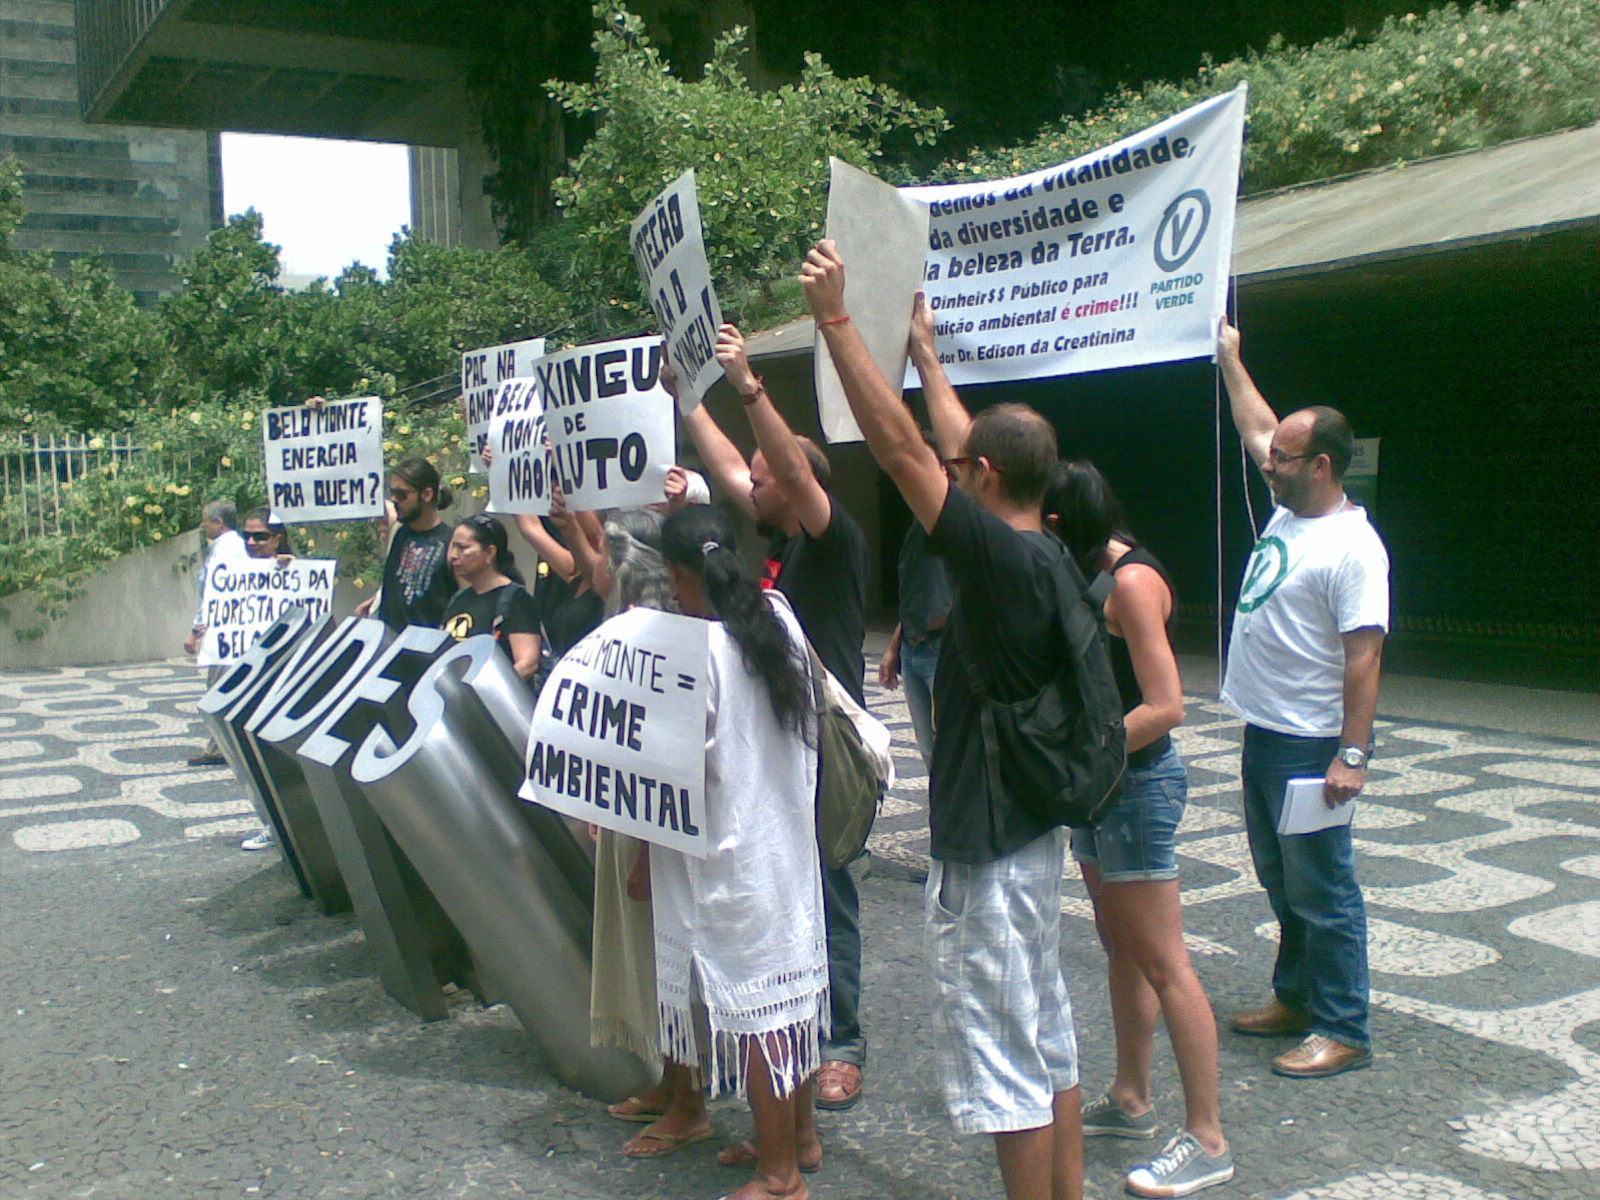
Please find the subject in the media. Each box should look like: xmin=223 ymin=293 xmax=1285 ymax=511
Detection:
xmin=1 ymin=660 xmax=1596 ymax=1199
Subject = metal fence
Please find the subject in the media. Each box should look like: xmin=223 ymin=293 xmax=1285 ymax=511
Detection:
xmin=1 ymin=432 xmax=148 ymax=542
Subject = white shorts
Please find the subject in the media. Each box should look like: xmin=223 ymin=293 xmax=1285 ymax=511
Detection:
xmin=924 ymin=829 xmax=1078 ymax=1134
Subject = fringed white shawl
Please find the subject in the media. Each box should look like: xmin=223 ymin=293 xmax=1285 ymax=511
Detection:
xmin=650 ymin=596 xmax=829 ymax=1100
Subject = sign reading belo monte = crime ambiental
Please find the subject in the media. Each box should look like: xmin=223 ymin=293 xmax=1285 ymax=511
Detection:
xmin=904 ymin=85 xmax=1247 ymax=387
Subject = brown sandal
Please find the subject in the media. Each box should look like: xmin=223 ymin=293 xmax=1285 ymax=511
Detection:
xmin=606 ymin=1094 xmax=667 ymax=1124
xmin=622 ymin=1125 xmax=714 ymax=1158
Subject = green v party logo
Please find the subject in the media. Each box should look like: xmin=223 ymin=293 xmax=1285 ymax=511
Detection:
xmin=1237 ymin=535 xmax=1289 ymax=612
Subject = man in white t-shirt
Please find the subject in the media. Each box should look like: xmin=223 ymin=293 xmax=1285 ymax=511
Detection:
xmin=1216 ymin=318 xmax=1389 ymax=1081
xmin=184 ymin=499 xmax=248 ymax=767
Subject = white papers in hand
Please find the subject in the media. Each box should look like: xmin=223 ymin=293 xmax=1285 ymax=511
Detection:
xmin=1277 ymin=776 xmax=1356 ymax=835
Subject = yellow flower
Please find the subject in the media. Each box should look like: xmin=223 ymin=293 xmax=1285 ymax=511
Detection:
xmin=143 ymin=503 xmax=163 ymax=515
xmin=398 ymin=424 xmax=412 ymax=436
xmin=149 ymin=440 xmax=164 ymax=451
xmin=1387 ymin=81 xmax=1404 ymax=94
xmin=241 ymin=411 xmax=256 ymax=428
xmin=151 ymin=531 xmax=164 ymax=542
xmin=176 ymin=484 xmax=191 ymax=497
xmin=450 ymin=475 xmax=466 ymax=487
xmin=220 ymin=455 xmax=233 ymax=468
xmin=129 ymin=515 xmax=142 ymax=526
xmin=188 ymin=411 xmax=202 ymax=425
xmin=352 ymin=578 xmax=366 ymax=589
xmin=89 ymin=436 xmax=105 ymax=450
xmin=124 ymin=495 xmax=139 ymax=508
xmin=165 ymin=482 xmax=180 ymax=495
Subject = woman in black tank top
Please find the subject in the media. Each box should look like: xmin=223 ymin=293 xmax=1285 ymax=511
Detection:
xmin=1045 ymin=461 xmax=1232 ymax=1189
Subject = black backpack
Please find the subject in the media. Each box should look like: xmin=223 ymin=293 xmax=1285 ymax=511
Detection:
xmin=954 ymin=535 xmax=1127 ymax=830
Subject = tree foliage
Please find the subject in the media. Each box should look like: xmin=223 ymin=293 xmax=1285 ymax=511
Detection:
xmin=543 ymin=2 xmax=948 ymax=335
xmin=945 ymin=1 xmax=1600 ymax=191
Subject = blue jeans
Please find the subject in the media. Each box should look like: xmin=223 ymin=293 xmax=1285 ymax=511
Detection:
xmin=901 ymin=633 xmax=941 ymax=772
xmin=1240 ymin=725 xmax=1370 ymax=1048
xmin=822 ymin=858 xmax=865 ymax=1065
xmin=1070 ymin=742 xmax=1186 ymax=882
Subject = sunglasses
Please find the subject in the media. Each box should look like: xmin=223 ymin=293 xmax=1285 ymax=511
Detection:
xmin=243 ymin=530 xmax=278 ymax=542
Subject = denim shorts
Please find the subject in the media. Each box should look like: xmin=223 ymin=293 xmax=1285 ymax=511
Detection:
xmin=925 ymin=829 xmax=1079 ymax=1134
xmin=1070 ymin=742 xmax=1187 ymax=883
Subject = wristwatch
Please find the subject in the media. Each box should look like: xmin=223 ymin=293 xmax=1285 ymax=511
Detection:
xmin=1337 ymin=745 xmax=1369 ymax=769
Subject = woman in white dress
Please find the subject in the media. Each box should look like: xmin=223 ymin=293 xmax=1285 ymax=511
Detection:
xmin=649 ymin=503 xmax=829 ymax=1200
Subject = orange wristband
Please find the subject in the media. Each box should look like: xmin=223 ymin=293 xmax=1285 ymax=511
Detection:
xmin=819 ymin=314 xmax=852 ymax=328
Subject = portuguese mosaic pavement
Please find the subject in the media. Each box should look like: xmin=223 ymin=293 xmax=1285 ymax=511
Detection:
xmin=1 ymin=659 xmax=1595 ymax=1198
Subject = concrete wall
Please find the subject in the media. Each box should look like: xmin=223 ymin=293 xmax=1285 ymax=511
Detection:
xmin=0 ymin=531 xmax=377 ymax=672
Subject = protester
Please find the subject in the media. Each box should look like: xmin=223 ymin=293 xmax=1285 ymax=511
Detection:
xmin=673 ymin=324 xmax=872 ymax=1112
xmin=235 ymin=507 xmax=297 ymax=853
xmin=878 ymin=436 xmax=955 ymax=771
xmin=355 ymin=458 xmax=456 ymax=631
xmin=184 ymin=498 xmax=245 ymax=768
xmin=439 ymin=514 xmax=540 ymax=681
xmin=1043 ymin=461 xmax=1233 ymax=1197
xmin=803 ymin=242 xmax=1081 ymax=1200
xmin=1216 ymin=317 xmax=1389 ymax=1080
xmin=649 ymin=503 xmax=827 ymax=1199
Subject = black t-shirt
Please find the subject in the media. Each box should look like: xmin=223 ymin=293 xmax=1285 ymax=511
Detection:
xmin=896 ymin=520 xmax=955 ymax=642
xmin=379 ymin=521 xmax=456 ymax=632
xmin=441 ymin=583 xmax=539 ymax=661
xmin=928 ymin=484 xmax=1065 ymax=864
xmin=532 ymin=566 xmax=605 ymax=659
xmin=763 ymin=495 xmax=869 ymax=706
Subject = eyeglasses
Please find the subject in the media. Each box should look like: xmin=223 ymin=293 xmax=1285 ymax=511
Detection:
xmin=1267 ymin=448 xmax=1320 ymax=466
xmin=942 ymin=456 xmax=1002 ymax=474
xmin=388 ymin=486 xmax=416 ymax=500
xmin=243 ymin=530 xmax=277 ymax=542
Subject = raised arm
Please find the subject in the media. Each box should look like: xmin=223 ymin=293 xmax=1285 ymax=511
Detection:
xmin=716 ymin=324 xmax=833 ymax=539
xmin=514 ymin=514 xmax=577 ymax=582
xmin=1217 ymin=317 xmax=1278 ymax=471
xmin=907 ymin=292 xmax=972 ymax=462
xmin=667 ymin=348 xmax=757 ymax=523
xmin=800 ymin=240 xmax=947 ymax=532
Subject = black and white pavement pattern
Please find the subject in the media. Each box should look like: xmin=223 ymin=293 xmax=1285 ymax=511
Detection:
xmin=1 ymin=660 xmax=1596 ymax=1199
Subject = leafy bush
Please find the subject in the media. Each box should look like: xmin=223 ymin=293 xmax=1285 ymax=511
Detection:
xmin=544 ymin=2 xmax=948 ymax=335
xmin=945 ymin=0 xmax=1600 ymax=191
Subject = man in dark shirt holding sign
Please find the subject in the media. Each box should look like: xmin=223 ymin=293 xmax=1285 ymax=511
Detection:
xmin=667 ymin=324 xmax=873 ymax=1114
xmin=802 ymin=240 xmax=1084 ymax=1200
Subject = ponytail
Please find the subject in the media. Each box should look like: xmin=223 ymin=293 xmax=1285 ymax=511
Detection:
xmin=661 ymin=506 xmax=808 ymax=737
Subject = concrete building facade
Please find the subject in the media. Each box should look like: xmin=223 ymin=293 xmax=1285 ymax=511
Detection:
xmin=1 ymin=0 xmax=220 ymax=300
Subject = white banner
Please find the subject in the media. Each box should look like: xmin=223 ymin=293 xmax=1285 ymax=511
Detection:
xmin=630 ymin=169 xmax=724 ymax=413
xmin=817 ymin=158 xmax=930 ymax=443
xmin=903 ymin=86 xmax=1246 ymax=386
xmin=520 ymin=608 xmax=710 ymax=858
xmin=534 ymin=336 xmax=675 ymax=511
xmin=486 ymin=377 xmax=556 ymax=516
xmin=461 ymin=337 xmax=545 ymax=470
xmin=263 ymin=396 xmax=384 ymax=522
xmin=198 ymin=558 xmax=337 ymax=666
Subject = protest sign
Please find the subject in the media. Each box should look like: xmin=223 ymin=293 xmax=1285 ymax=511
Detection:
xmin=902 ymin=85 xmax=1247 ymax=387
xmin=520 ymin=608 xmax=710 ymax=858
xmin=817 ymin=158 xmax=931 ymax=444
xmin=630 ymin=169 xmax=724 ymax=413
xmin=534 ymin=336 xmax=675 ymax=511
xmin=461 ymin=337 xmax=545 ymax=470
xmin=486 ymin=377 xmax=555 ymax=515
xmin=198 ymin=558 xmax=337 ymax=667
xmin=263 ymin=396 xmax=384 ymax=522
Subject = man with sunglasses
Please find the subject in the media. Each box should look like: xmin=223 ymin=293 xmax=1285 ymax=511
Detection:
xmin=1216 ymin=317 xmax=1389 ymax=1081
xmin=354 ymin=458 xmax=457 ymax=632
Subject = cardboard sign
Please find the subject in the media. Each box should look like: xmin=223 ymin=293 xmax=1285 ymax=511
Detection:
xmin=630 ymin=169 xmax=724 ymax=412
xmin=486 ymin=377 xmax=557 ymax=515
xmin=533 ymin=336 xmax=676 ymax=511
xmin=520 ymin=608 xmax=709 ymax=858
xmin=461 ymin=337 xmax=546 ymax=469
xmin=263 ymin=397 xmax=384 ymax=522
xmin=902 ymin=86 xmax=1247 ymax=386
xmin=198 ymin=558 xmax=337 ymax=666
xmin=817 ymin=159 xmax=932 ymax=444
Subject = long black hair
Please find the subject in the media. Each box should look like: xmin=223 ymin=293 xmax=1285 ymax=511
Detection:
xmin=1042 ymin=459 xmax=1134 ymax=576
xmin=457 ymin=513 xmax=524 ymax=584
xmin=243 ymin=505 xmax=294 ymax=554
xmin=394 ymin=457 xmax=454 ymax=509
xmin=661 ymin=505 xmax=808 ymax=737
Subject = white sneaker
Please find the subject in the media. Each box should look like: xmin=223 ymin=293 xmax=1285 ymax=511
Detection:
xmin=240 ymin=829 xmax=274 ymax=852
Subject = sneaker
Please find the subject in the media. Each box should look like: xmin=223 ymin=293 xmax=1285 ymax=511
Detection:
xmin=1125 ymin=1132 xmax=1234 ymax=1198
xmin=240 ymin=829 xmax=274 ymax=852
xmin=1082 ymin=1091 xmax=1159 ymax=1139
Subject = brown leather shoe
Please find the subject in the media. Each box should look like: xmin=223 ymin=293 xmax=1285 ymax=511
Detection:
xmin=1227 ymin=997 xmax=1312 ymax=1038
xmin=1272 ymin=1034 xmax=1372 ymax=1078
xmin=815 ymin=1060 xmax=862 ymax=1111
